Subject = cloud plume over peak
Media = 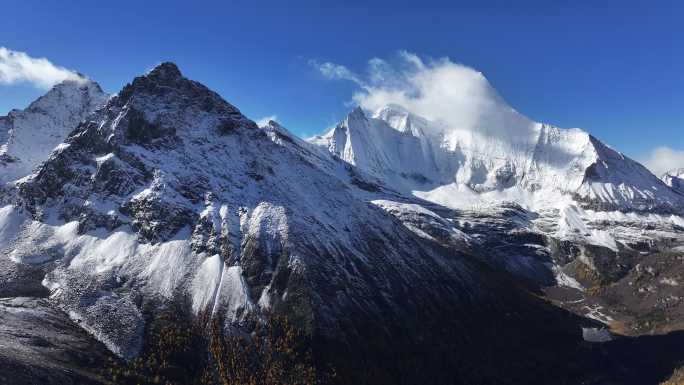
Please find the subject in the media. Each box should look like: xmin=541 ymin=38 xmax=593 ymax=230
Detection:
xmin=0 ymin=47 xmax=85 ymax=89
xmin=311 ymin=51 xmax=533 ymax=142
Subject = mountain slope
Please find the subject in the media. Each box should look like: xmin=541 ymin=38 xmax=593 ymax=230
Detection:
xmin=0 ymin=79 xmax=108 ymax=184
xmin=0 ymin=63 xmax=621 ymax=384
xmin=303 ymin=69 xmax=684 ymax=367
xmin=307 ymin=97 xmax=684 ymax=281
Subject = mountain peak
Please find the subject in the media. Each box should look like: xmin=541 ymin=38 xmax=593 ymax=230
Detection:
xmin=374 ymin=103 xmax=409 ymax=115
xmin=147 ymin=62 xmax=183 ymax=81
xmin=348 ymin=106 xmax=366 ymax=120
xmin=0 ymin=76 xmax=109 ymax=184
xmin=373 ymin=104 xmax=430 ymax=137
xmin=94 ymin=64 xmax=258 ymax=147
xmin=116 ymin=62 xmax=187 ymax=102
xmin=118 ymin=62 xmax=206 ymax=104
xmin=34 ymin=77 xmax=103 ymax=102
xmin=52 ymin=77 xmax=95 ymax=89
xmin=352 ymin=106 xmax=364 ymax=112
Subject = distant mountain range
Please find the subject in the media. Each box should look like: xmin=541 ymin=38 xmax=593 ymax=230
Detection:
xmin=1 ymin=63 xmax=683 ymax=385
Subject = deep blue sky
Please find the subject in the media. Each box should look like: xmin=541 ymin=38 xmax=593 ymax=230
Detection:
xmin=1 ymin=0 xmax=682 ymax=160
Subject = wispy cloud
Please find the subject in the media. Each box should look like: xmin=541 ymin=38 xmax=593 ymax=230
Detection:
xmin=639 ymin=146 xmax=684 ymax=176
xmin=255 ymin=115 xmax=278 ymax=128
xmin=309 ymin=59 xmax=364 ymax=86
xmin=0 ymin=47 xmax=85 ymax=89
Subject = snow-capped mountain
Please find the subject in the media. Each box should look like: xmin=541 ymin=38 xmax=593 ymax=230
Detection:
xmin=0 ymin=79 xmax=108 ymax=184
xmin=0 ymin=63 xmax=606 ymax=384
xmin=309 ymin=75 xmax=684 ymax=310
xmin=308 ymin=72 xmax=684 ymax=264
xmin=663 ymin=168 xmax=684 ymax=194
xmin=311 ymin=103 xmax=683 ymax=214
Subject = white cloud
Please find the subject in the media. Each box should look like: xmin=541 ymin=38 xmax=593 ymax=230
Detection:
xmin=0 ymin=47 xmax=85 ymax=89
xmin=255 ymin=115 xmax=277 ymax=128
xmin=309 ymin=59 xmax=363 ymax=85
xmin=311 ymin=51 xmax=532 ymax=142
xmin=639 ymin=146 xmax=684 ymax=176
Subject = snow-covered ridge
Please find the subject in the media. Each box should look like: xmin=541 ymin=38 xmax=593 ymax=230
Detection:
xmin=310 ymin=102 xmax=683 ymax=214
xmin=0 ymin=79 xmax=108 ymax=184
xmin=307 ymin=73 xmax=684 ymax=260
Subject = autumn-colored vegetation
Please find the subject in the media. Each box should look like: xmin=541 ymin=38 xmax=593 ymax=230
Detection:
xmin=209 ymin=315 xmax=321 ymax=385
xmin=103 ymin=306 xmax=324 ymax=385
